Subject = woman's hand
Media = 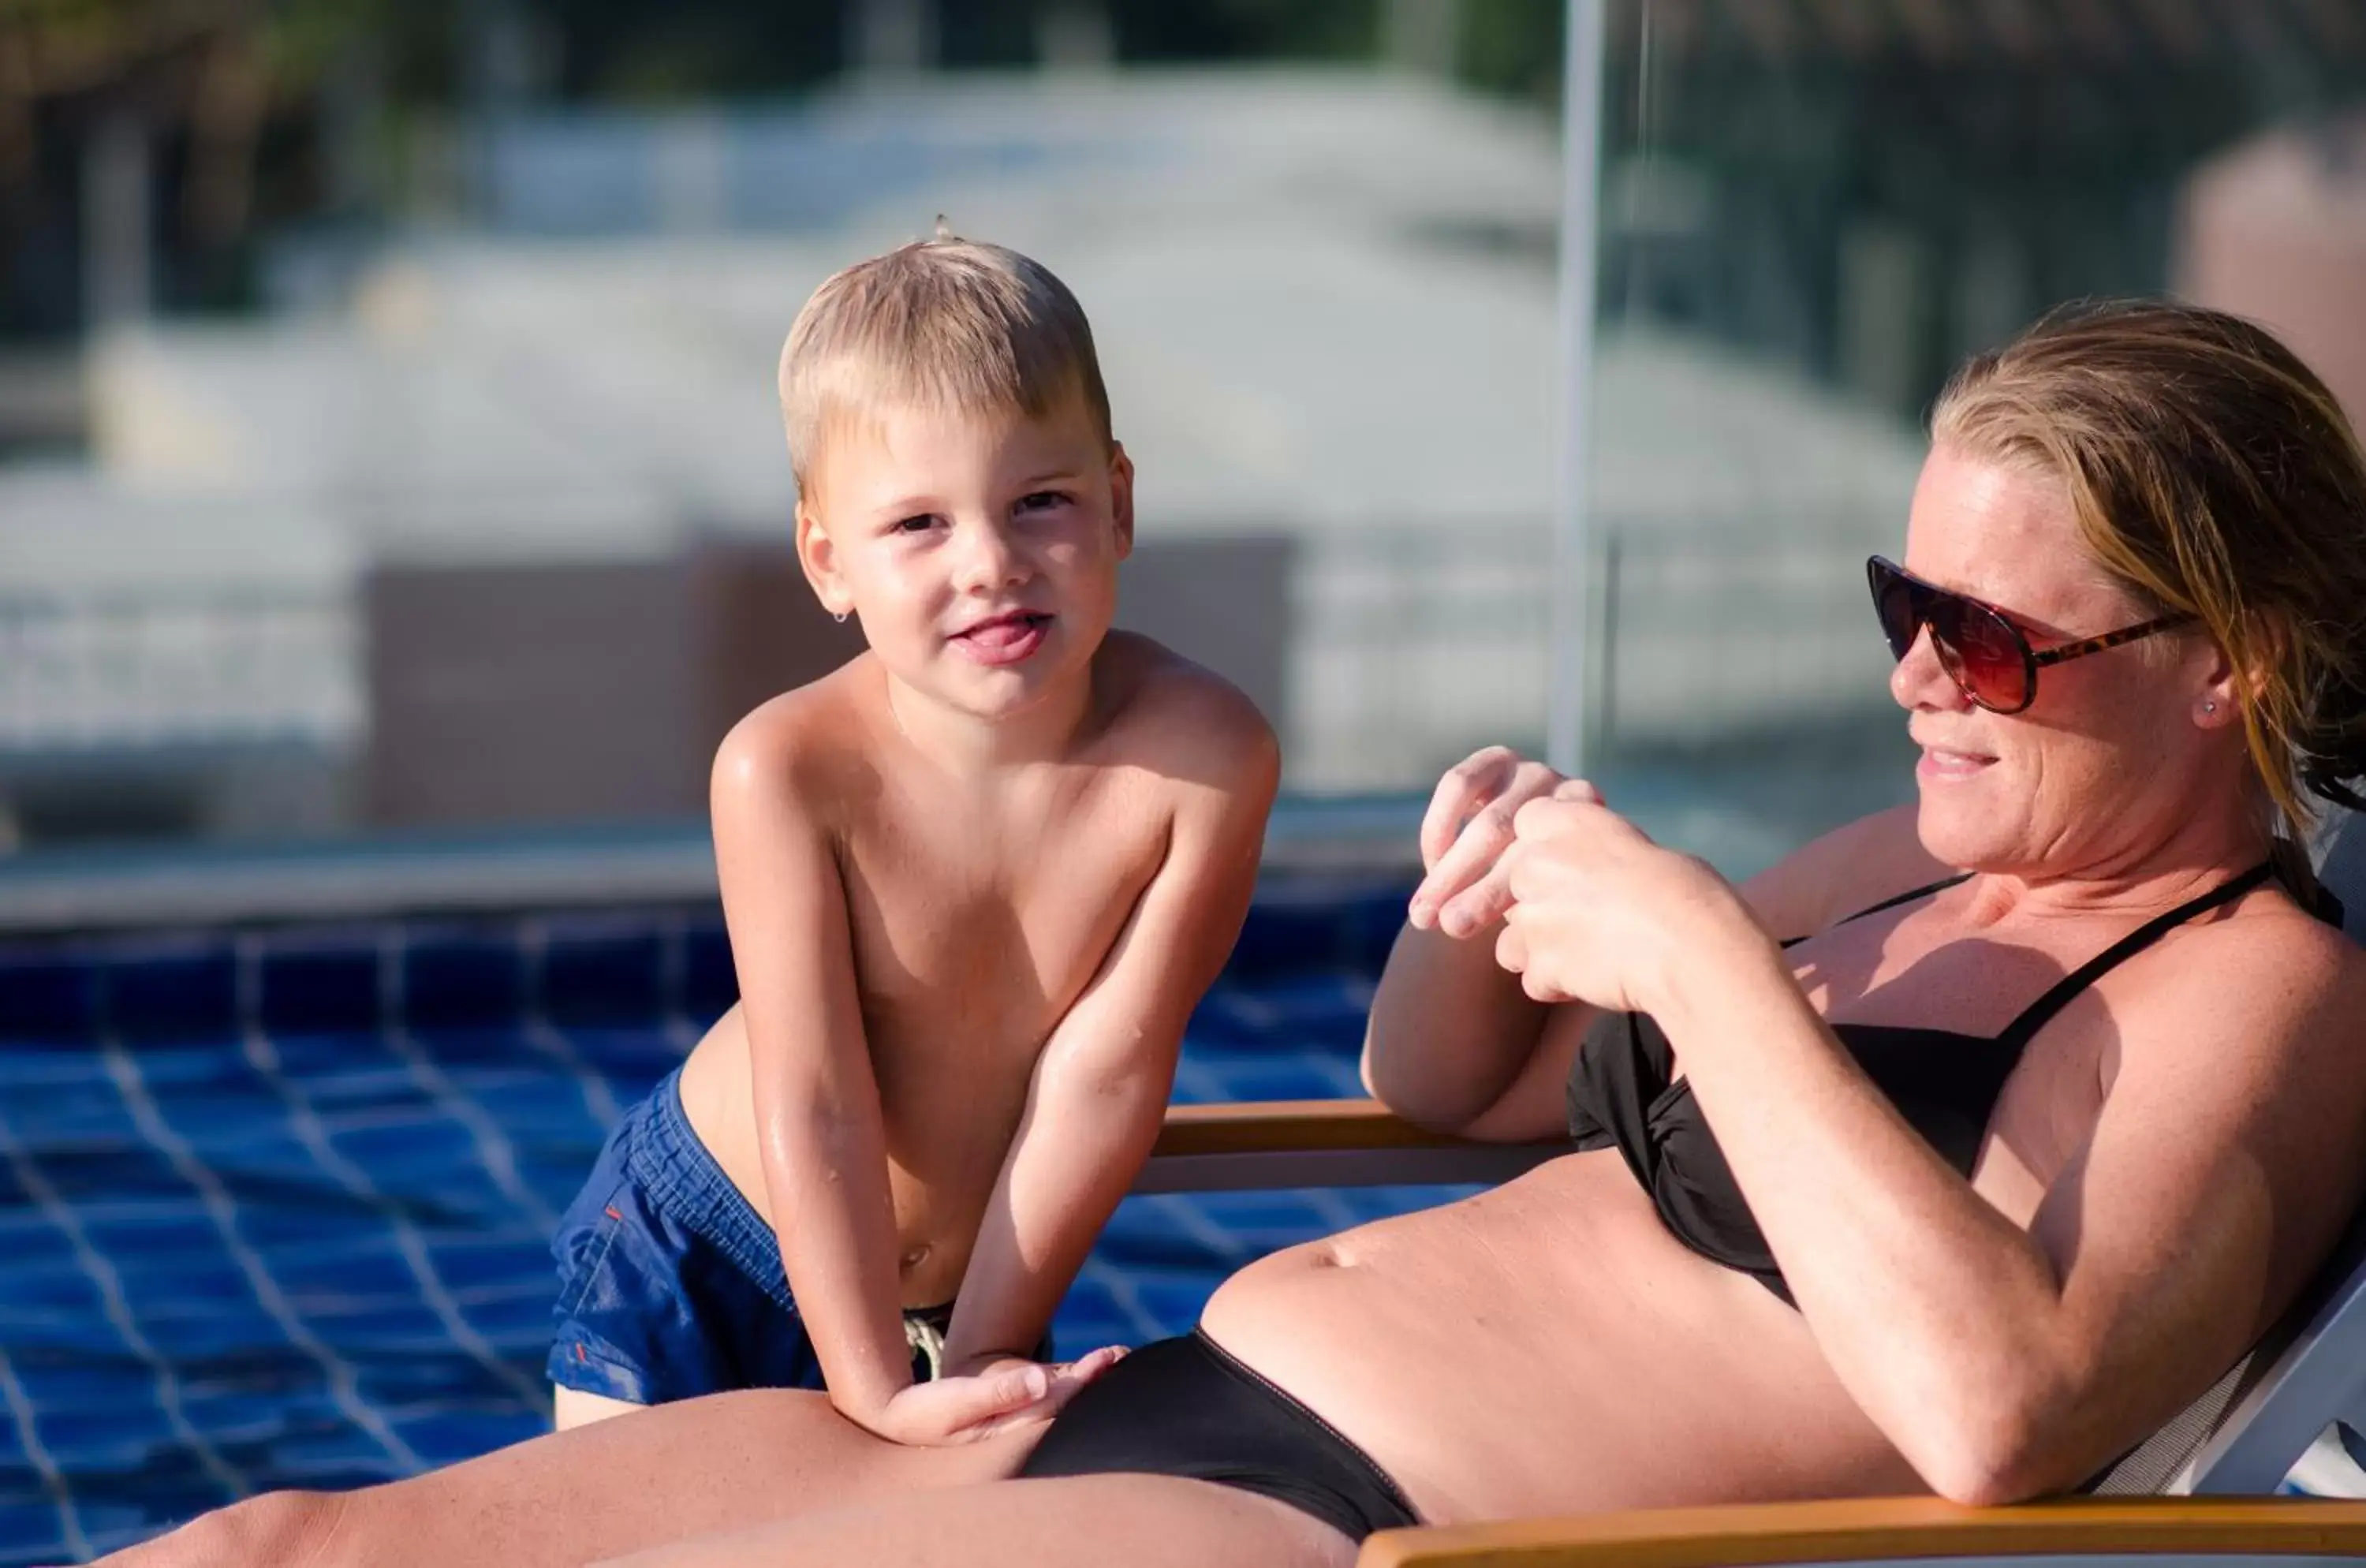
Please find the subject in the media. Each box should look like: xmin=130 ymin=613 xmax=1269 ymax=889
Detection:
xmin=858 ymin=1347 xmax=1127 ymax=1447
xmin=1409 ymin=747 xmax=1599 ymax=938
xmin=1493 ymin=783 xmax=1749 ymax=1014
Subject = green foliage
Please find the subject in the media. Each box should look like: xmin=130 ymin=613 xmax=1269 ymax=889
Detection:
xmin=543 ymin=0 xmax=839 ymax=100
xmin=1458 ymin=0 xmax=1566 ymax=103
xmin=1107 ymin=0 xmax=1376 ymax=62
xmin=1 ymin=2 xmax=1569 ymax=108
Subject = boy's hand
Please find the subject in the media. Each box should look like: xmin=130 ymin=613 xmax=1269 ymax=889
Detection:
xmin=941 ymin=1344 xmax=1127 ymax=1386
xmin=855 ymin=1346 xmax=1126 ymax=1446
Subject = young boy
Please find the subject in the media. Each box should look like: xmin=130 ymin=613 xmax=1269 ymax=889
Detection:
xmin=546 ymin=235 xmax=1280 ymax=1444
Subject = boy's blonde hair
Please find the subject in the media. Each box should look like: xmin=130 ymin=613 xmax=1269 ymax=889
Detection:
xmin=779 ymin=234 xmax=1112 ymax=488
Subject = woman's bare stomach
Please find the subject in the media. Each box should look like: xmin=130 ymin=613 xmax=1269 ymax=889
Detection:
xmin=1199 ymin=1149 xmax=1924 ymax=1525
xmin=674 ymin=1004 xmax=1014 ymax=1309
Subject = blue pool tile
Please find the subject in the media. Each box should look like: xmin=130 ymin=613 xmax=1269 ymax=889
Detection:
xmin=423 ymin=1236 xmax=539 ymax=1290
xmin=13 ymin=1357 xmax=156 ymax=1413
xmin=398 ymin=1408 xmax=547 ymax=1469
xmin=26 ymin=1401 xmax=174 ymax=1465
xmin=319 ymin=1305 xmax=453 ymax=1355
xmin=85 ymin=1491 xmax=222 ymax=1544
xmin=77 ymin=1208 xmax=230 ymax=1263
xmin=0 ymin=1265 xmax=104 ymax=1318
xmin=256 ymin=939 xmax=381 ymax=1036
xmin=0 ymin=1503 xmax=62 ymax=1538
xmin=384 ymin=1353 xmax=537 ymax=1410
xmin=6 ymin=1144 xmax=181 ymax=1206
xmin=0 ymin=1506 xmax=74 ymax=1566
xmin=1190 ymin=1057 xmax=1357 ymax=1103
xmin=552 ymin=1025 xmax=680 ymax=1087
xmin=398 ymin=933 xmax=524 ymax=1027
xmin=265 ymin=1249 xmax=427 ymax=1309
xmin=1227 ymin=879 xmax=1412 ymax=980
xmin=539 ymin=923 xmax=664 ymax=1026
xmin=0 ymin=952 xmax=99 ymax=1040
xmin=105 ymin=947 xmax=237 ymax=1044
xmin=679 ymin=920 xmax=738 ymax=1022
xmin=179 ymin=1386 xmax=297 ymax=1438
xmin=118 ymin=1260 xmax=252 ymax=1320
xmin=300 ymin=1063 xmax=436 ymax=1116
xmin=454 ymin=1296 xmax=552 ymax=1349
xmin=0 ymin=1223 xmax=77 ymax=1271
xmin=330 ymin=1119 xmax=481 ymax=1182
xmin=256 ymin=1424 xmax=406 ymax=1480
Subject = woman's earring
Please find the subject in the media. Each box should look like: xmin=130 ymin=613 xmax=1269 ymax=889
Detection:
xmin=834 ymin=610 xmax=849 ymax=625
xmin=2203 ymin=700 xmax=2219 ymax=715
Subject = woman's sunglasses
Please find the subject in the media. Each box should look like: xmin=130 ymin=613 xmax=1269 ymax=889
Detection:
xmin=1866 ymin=556 xmax=2194 ymax=715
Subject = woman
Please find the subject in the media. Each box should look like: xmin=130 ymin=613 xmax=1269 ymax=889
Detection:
xmin=119 ymin=301 xmax=2366 ymax=1568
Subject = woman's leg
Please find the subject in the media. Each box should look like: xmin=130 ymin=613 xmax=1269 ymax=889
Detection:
xmin=103 ymin=1388 xmax=1036 ymax=1568
xmin=600 ymin=1475 xmax=1359 ymax=1568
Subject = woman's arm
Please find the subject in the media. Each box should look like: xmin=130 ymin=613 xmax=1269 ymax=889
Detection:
xmin=1365 ymin=758 xmax=1945 ymax=1140
xmin=1360 ymin=749 xmax=1565 ymax=1134
xmin=1672 ymin=909 xmax=2366 ymax=1502
xmin=1499 ymin=793 xmax=2366 ymax=1503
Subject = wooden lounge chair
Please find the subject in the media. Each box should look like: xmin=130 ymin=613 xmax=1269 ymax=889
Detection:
xmin=1139 ymin=808 xmax=2366 ymax=1566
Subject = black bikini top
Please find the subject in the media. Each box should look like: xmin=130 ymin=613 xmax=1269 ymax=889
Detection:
xmin=1565 ymin=861 xmax=2287 ymax=1303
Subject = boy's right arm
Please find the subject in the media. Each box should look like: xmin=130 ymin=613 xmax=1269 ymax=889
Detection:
xmin=710 ymin=719 xmax=916 ymax=1428
xmin=714 ymin=716 xmax=1066 ymax=1443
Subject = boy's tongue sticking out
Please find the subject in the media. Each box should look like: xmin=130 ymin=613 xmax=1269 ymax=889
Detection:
xmin=953 ymin=610 xmax=1051 ymax=665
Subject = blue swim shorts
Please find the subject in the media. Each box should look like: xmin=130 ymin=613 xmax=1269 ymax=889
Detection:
xmin=547 ymin=1066 xmax=963 ymax=1405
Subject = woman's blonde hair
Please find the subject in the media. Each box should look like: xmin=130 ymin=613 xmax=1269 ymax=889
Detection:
xmin=778 ymin=233 xmax=1110 ymax=488
xmin=1932 ymin=299 xmax=2366 ymax=831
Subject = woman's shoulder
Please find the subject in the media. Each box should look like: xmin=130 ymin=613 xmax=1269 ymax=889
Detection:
xmin=1737 ymin=803 xmax=1957 ymax=941
xmin=2184 ymin=867 xmax=2358 ymax=964
xmin=2103 ymin=883 xmax=2366 ymax=1112
xmin=2142 ymin=878 xmax=2366 ymax=1020
xmin=2090 ymin=887 xmax=2366 ymax=1293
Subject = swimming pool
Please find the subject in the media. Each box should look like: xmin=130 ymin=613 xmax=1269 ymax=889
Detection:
xmin=0 ymin=873 xmax=1457 ymax=1564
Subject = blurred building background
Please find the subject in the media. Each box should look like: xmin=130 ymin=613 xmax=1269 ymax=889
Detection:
xmin=2 ymin=1 xmax=2364 ymax=857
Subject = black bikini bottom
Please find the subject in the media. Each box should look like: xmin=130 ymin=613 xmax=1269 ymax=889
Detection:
xmin=1016 ymin=1329 xmax=1420 ymax=1544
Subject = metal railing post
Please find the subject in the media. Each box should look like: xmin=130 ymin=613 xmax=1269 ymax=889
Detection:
xmin=1547 ymin=0 xmax=1610 ymax=775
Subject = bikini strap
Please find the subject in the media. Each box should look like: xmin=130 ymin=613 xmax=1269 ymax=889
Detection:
xmin=1994 ymin=861 xmax=2278 ymax=1053
xmin=1835 ymin=872 xmax=1976 ymax=926
xmin=1777 ymin=872 xmax=1976 ymax=950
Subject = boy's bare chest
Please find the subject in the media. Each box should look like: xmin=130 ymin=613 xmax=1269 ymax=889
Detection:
xmin=834 ymin=783 xmax=1172 ymax=1049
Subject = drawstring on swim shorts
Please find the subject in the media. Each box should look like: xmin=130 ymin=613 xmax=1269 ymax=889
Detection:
xmin=905 ymin=1312 xmax=946 ymax=1380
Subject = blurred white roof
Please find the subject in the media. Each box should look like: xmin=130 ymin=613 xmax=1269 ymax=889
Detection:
xmin=6 ymin=69 xmax=1928 ymax=771
xmin=0 ymin=462 xmax=349 ymax=594
xmin=78 ymin=69 xmax=1924 ymax=566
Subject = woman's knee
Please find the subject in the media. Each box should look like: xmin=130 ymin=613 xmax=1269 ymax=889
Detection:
xmin=119 ymin=1489 xmax=345 ymax=1567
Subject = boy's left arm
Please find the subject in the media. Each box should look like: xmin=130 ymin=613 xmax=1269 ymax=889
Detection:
xmin=942 ymin=720 xmax=1280 ymax=1374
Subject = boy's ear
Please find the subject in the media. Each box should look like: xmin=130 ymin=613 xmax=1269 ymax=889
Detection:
xmin=1108 ymin=441 xmax=1136 ymax=561
xmin=794 ymin=499 xmax=856 ymax=619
